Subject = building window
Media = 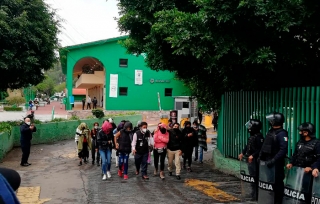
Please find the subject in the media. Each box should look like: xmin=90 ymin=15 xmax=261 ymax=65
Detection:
xmin=165 ymin=88 xmax=173 ymax=96
xmin=119 ymin=87 xmax=128 ymax=96
xmin=119 ymin=59 xmax=128 ymax=67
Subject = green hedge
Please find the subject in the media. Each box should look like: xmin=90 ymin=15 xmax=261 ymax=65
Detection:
xmin=4 ymin=107 xmax=23 ymax=111
xmin=0 ymin=114 xmax=142 ymax=161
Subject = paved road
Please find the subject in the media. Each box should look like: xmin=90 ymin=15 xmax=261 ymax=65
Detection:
xmin=0 ymin=131 xmax=254 ymax=204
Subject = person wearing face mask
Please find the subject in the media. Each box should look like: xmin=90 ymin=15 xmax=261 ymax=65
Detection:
xmin=91 ymin=122 xmax=101 ymax=166
xmin=20 ymin=117 xmax=36 ymax=167
xmin=181 ymin=121 xmax=197 ymax=172
xmin=114 ymin=122 xmax=133 ymax=180
xmin=193 ymin=121 xmax=207 ymax=163
xmin=76 ymin=123 xmax=92 ymax=166
xmin=132 ymin=122 xmax=153 ymax=180
xmin=97 ymin=121 xmax=115 ymax=180
xmin=153 ymin=123 xmax=170 ymax=179
xmin=167 ymin=123 xmax=183 ymax=180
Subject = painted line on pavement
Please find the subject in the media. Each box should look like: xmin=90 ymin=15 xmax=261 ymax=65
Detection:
xmin=185 ymin=179 xmax=239 ymax=202
xmin=17 ymin=186 xmax=51 ymax=204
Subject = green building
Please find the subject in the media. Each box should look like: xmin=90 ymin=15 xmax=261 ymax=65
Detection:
xmin=60 ymin=36 xmax=189 ymax=110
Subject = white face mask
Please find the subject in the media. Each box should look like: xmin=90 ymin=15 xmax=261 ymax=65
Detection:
xmin=26 ymin=122 xmax=31 ymax=125
xmin=94 ymin=126 xmax=98 ymax=129
xmin=142 ymin=128 xmax=147 ymax=133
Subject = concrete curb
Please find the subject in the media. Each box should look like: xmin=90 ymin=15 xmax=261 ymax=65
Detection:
xmin=212 ymin=149 xmax=240 ymax=179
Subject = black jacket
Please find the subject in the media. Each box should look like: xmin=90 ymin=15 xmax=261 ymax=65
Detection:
xmin=181 ymin=127 xmax=197 ymax=150
xmin=168 ymin=129 xmax=183 ymax=151
xmin=20 ymin=123 xmax=36 ymax=142
xmin=97 ymin=130 xmax=114 ymax=150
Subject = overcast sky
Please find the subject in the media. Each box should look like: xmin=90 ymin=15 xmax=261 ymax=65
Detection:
xmin=45 ymin=0 xmax=123 ymax=47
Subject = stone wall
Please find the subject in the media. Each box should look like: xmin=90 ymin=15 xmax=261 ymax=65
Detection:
xmin=67 ymin=110 xmax=170 ymax=122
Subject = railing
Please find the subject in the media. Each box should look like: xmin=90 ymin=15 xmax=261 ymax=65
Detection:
xmin=218 ymin=87 xmax=320 ymax=159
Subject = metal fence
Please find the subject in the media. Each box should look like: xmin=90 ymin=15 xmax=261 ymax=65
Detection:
xmin=217 ymin=87 xmax=320 ymax=159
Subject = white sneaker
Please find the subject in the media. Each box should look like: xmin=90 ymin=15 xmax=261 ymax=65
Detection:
xmin=102 ymin=174 xmax=107 ymax=180
xmin=107 ymin=171 xmax=111 ymax=178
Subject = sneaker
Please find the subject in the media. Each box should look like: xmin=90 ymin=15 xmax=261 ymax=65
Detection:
xmin=194 ymin=158 xmax=198 ymax=161
xmin=199 ymin=161 xmax=203 ymax=164
xmin=168 ymin=172 xmax=173 ymax=176
xmin=187 ymin=167 xmax=193 ymax=172
xmin=107 ymin=171 xmax=111 ymax=178
xmin=176 ymin=175 xmax=181 ymax=180
xmin=102 ymin=174 xmax=107 ymax=180
xmin=124 ymin=175 xmax=128 ymax=180
xmin=97 ymin=163 xmax=100 ymax=167
xmin=118 ymin=170 xmax=122 ymax=177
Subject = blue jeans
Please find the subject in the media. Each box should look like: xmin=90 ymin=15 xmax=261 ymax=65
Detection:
xmin=99 ymin=149 xmax=111 ymax=174
xmin=199 ymin=146 xmax=203 ymax=162
xmin=194 ymin=146 xmax=204 ymax=162
xmin=118 ymin=152 xmax=130 ymax=175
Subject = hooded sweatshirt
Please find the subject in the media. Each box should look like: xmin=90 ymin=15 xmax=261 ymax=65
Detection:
xmin=154 ymin=123 xmax=169 ymax=149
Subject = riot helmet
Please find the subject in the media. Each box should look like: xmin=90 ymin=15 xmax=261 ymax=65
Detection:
xmin=298 ymin=122 xmax=315 ymax=137
xmin=245 ymin=119 xmax=262 ymax=133
xmin=266 ymin=112 xmax=285 ymax=126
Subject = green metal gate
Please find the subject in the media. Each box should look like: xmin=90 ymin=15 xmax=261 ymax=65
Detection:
xmin=217 ymin=87 xmax=320 ymax=159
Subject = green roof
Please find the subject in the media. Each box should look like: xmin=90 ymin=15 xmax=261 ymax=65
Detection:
xmin=59 ymin=35 xmax=128 ymax=74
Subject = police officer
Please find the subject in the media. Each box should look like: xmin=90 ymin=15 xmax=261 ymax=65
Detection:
xmin=285 ymin=122 xmax=320 ymax=203
xmin=287 ymin=122 xmax=320 ymax=173
xmin=239 ymin=119 xmax=264 ymax=201
xmin=259 ymin=112 xmax=288 ymax=204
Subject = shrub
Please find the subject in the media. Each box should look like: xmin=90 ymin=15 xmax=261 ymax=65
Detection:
xmin=0 ymin=122 xmax=12 ymax=133
xmin=5 ymin=96 xmax=26 ymax=106
xmin=4 ymin=106 xmax=23 ymax=111
xmin=92 ymin=109 xmax=104 ymax=119
xmin=51 ymin=118 xmax=68 ymax=122
xmin=86 ymin=115 xmax=95 ymax=119
xmin=69 ymin=115 xmax=80 ymax=120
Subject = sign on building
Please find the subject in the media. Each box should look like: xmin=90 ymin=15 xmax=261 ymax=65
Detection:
xmin=109 ymin=74 xmax=118 ymax=97
xmin=135 ymin=70 xmax=143 ymax=85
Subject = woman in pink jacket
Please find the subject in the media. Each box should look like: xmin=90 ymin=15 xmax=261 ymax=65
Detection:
xmin=153 ymin=123 xmax=169 ymax=180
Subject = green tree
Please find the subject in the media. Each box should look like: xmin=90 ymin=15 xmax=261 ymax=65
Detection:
xmin=54 ymin=82 xmax=66 ymax=93
xmin=0 ymin=0 xmax=59 ymax=90
xmin=36 ymin=76 xmax=55 ymax=96
xmin=117 ymin=0 xmax=320 ymax=108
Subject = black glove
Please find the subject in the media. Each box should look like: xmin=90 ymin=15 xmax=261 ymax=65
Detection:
xmin=266 ymin=159 xmax=275 ymax=168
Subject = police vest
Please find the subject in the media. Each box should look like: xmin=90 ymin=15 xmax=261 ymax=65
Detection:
xmin=260 ymin=128 xmax=287 ymax=160
xmin=118 ymin=130 xmax=132 ymax=153
xmin=294 ymin=138 xmax=320 ymax=168
xmin=135 ymin=131 xmax=150 ymax=155
xmin=246 ymin=133 xmax=263 ymax=156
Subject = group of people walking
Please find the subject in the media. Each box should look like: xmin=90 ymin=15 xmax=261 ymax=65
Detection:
xmin=75 ymin=118 xmax=208 ymax=181
xmin=239 ymin=112 xmax=320 ymax=204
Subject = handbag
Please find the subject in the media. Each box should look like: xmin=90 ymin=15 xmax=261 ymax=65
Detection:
xmin=157 ymin=148 xmax=165 ymax=153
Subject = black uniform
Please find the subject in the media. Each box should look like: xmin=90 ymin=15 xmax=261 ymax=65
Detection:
xmin=242 ymin=132 xmax=264 ymax=199
xmin=259 ymin=128 xmax=288 ymax=203
xmin=20 ymin=123 xmax=36 ymax=166
xmin=241 ymin=119 xmax=264 ymax=200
